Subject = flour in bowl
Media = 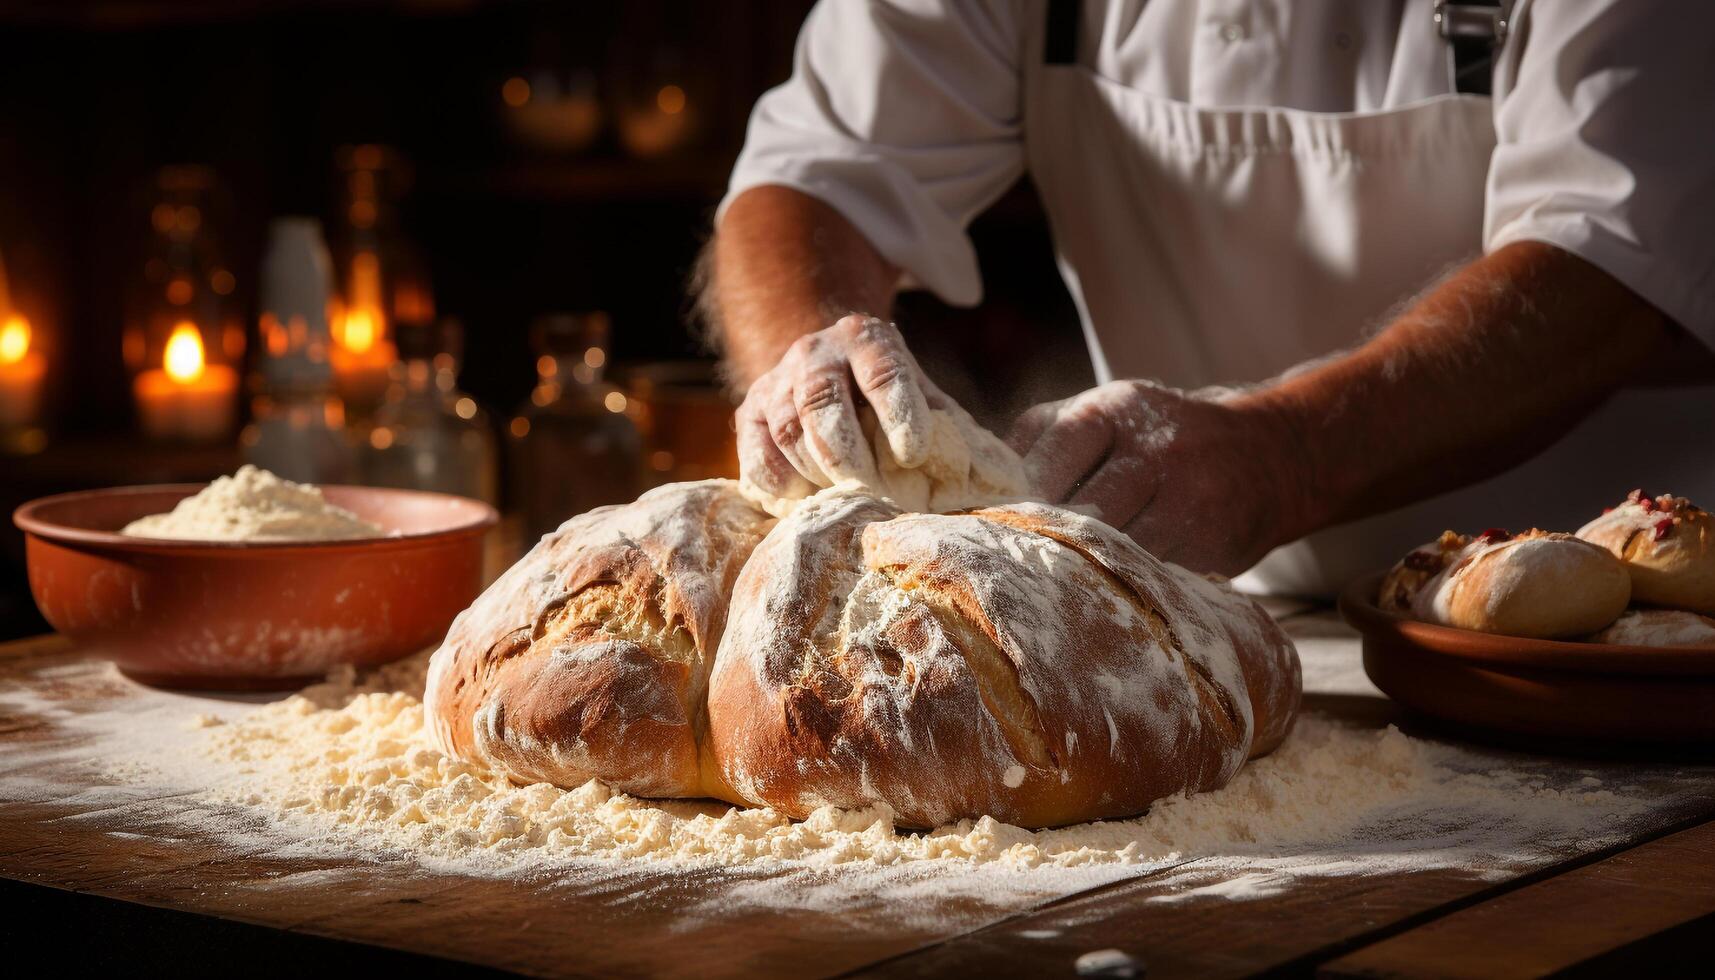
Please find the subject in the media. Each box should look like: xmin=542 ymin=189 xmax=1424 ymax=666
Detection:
xmin=122 ymin=465 xmax=384 ymax=542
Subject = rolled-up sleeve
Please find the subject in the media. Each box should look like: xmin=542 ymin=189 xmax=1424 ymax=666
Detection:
xmin=1485 ymin=0 xmax=1715 ymax=345
xmin=719 ymin=0 xmax=1027 ymax=307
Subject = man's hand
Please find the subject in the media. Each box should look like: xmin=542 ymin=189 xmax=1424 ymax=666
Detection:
xmin=1009 ymin=380 xmax=1305 ymax=576
xmin=737 ymin=314 xmax=947 ymax=500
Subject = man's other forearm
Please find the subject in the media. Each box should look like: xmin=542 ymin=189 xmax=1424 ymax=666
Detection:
xmin=1247 ymin=241 xmax=1673 ymax=539
xmin=698 ymin=185 xmax=900 ymax=390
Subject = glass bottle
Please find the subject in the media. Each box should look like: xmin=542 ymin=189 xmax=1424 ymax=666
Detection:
xmin=242 ymin=218 xmax=356 ymax=484
xmin=361 ymin=318 xmax=499 ymax=504
xmin=511 ymin=312 xmax=642 ymax=543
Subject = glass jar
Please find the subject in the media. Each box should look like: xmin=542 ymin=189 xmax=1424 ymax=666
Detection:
xmin=510 ymin=312 xmax=642 ymax=543
xmin=625 ymin=360 xmax=739 ymax=486
xmin=361 ymin=319 xmax=499 ymax=504
xmin=242 ymin=218 xmax=356 ymax=484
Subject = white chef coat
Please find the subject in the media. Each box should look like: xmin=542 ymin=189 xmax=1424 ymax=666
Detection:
xmin=721 ymin=0 xmax=1715 ymax=597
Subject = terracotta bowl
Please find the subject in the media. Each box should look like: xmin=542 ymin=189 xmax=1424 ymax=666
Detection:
xmin=1339 ymin=572 xmax=1715 ymax=745
xmin=15 ymin=484 xmax=498 ymax=690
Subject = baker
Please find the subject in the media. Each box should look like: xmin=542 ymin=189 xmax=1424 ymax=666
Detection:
xmin=696 ymin=0 xmax=1715 ymax=596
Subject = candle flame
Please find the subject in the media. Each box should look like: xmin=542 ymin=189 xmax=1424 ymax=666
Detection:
xmin=0 ymin=315 xmax=30 ymax=365
xmin=164 ymin=321 xmax=206 ymax=383
xmin=337 ymin=250 xmax=385 ymax=355
xmin=343 ymin=308 xmax=379 ymax=354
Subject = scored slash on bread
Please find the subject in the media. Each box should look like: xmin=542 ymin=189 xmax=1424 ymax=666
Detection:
xmin=426 ymin=480 xmax=1302 ymax=830
xmin=1577 ymin=491 xmax=1715 ymax=615
xmin=708 ymin=492 xmax=1299 ymax=829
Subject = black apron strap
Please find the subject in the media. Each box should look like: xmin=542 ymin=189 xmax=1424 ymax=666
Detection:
xmin=1044 ymin=0 xmax=1081 ymax=65
xmin=1435 ymin=0 xmax=1511 ymax=96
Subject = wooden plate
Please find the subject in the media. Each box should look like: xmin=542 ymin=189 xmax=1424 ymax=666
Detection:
xmin=1339 ymin=572 xmax=1715 ymax=745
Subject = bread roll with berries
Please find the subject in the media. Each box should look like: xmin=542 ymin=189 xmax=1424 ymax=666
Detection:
xmin=1378 ymin=529 xmax=1478 ymax=614
xmin=1381 ymin=529 xmax=1631 ymax=639
xmin=1587 ymin=608 xmax=1715 ymax=648
xmin=1577 ymin=491 xmax=1715 ymax=614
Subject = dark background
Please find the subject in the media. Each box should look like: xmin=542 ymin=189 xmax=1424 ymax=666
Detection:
xmin=0 ymin=0 xmax=1095 ymax=641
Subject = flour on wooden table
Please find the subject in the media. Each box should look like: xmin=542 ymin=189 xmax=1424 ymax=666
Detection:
xmin=192 ymin=650 xmax=1639 ymax=874
xmin=1 ymin=618 xmax=1700 ymax=925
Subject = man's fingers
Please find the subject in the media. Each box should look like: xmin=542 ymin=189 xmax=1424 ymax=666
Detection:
xmin=737 ymin=407 xmax=813 ymax=501
xmin=1124 ymin=508 xmax=1218 ymax=574
xmin=763 ymin=386 xmax=830 ymax=487
xmin=794 ymin=368 xmax=880 ymax=487
xmin=1068 ymin=456 xmax=1154 ymax=529
xmin=1024 ymin=402 xmax=1115 ymax=502
xmin=1006 ymin=400 xmax=1059 ymax=457
xmin=842 ymin=316 xmax=933 ymax=468
xmin=1121 ymin=510 xmax=1179 ymax=567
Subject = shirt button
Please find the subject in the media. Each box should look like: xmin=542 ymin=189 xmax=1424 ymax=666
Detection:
xmin=1218 ymin=22 xmax=1246 ymax=43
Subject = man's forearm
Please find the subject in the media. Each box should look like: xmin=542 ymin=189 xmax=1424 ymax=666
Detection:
xmin=1246 ymin=241 xmax=1671 ymax=539
xmin=699 ymin=185 xmax=900 ymax=389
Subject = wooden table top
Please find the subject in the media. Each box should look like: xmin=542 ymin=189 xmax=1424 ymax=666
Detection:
xmin=3 ymin=608 xmax=1714 ymax=979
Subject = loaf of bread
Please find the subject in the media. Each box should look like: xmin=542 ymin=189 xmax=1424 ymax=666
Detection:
xmin=427 ymin=481 xmax=1302 ymax=829
xmin=1587 ymin=608 xmax=1715 ymax=648
xmin=424 ymin=480 xmax=773 ymax=799
xmin=1577 ymin=491 xmax=1715 ymax=614
xmin=706 ymin=492 xmax=1300 ymax=829
xmin=1379 ymin=528 xmax=1630 ymax=639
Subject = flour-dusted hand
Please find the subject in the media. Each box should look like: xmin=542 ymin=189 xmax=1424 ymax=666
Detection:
xmin=1008 ymin=380 xmax=1306 ymax=576
xmin=736 ymin=314 xmax=946 ymax=504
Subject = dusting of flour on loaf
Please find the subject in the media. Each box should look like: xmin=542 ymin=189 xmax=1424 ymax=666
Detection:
xmin=122 ymin=465 xmax=384 ymax=542
xmin=200 ymin=651 xmax=1640 ymax=873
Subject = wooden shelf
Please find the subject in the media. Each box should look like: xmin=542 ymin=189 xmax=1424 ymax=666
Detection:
xmin=5 ymin=434 xmax=242 ymax=491
xmin=423 ymin=157 xmax=732 ymax=204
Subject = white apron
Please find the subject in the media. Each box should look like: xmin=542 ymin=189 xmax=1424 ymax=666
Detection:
xmin=1022 ymin=27 xmax=1715 ymax=597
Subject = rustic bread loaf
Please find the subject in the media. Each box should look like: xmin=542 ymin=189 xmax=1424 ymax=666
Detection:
xmin=1577 ymin=492 xmax=1715 ymax=614
xmin=1587 ymin=608 xmax=1715 ymax=647
xmin=1380 ymin=529 xmax=1631 ymax=639
xmin=705 ymin=491 xmax=1300 ymax=829
xmin=424 ymin=480 xmax=773 ymax=799
xmin=427 ymin=480 xmax=1302 ymax=829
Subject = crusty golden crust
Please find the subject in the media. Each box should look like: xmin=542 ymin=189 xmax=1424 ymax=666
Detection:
xmin=705 ymin=492 xmax=1301 ymax=829
xmin=1578 ymin=492 xmax=1715 ymax=614
xmin=424 ymin=480 xmax=772 ymax=799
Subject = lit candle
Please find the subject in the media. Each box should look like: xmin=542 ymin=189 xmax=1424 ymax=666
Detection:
xmin=133 ymin=320 xmax=238 ymax=442
xmin=0 ymin=313 xmax=46 ymax=431
xmin=331 ymin=251 xmax=397 ymax=416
